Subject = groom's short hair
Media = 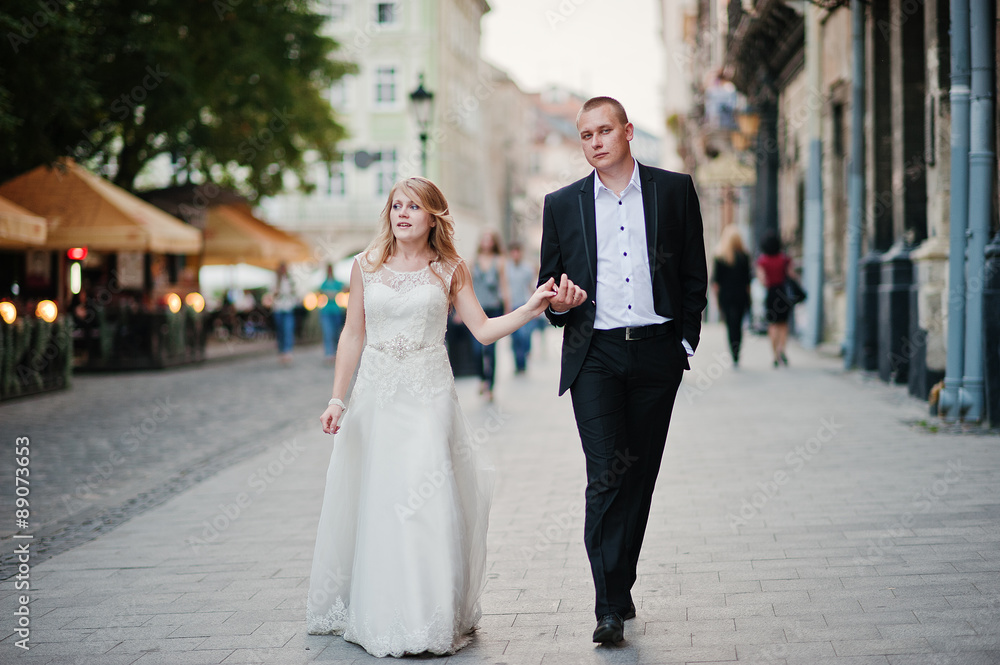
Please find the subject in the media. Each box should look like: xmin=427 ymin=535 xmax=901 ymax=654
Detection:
xmin=577 ymin=96 xmax=629 ymax=127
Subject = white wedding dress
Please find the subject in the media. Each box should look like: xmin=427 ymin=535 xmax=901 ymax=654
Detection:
xmin=306 ymin=253 xmax=494 ymax=658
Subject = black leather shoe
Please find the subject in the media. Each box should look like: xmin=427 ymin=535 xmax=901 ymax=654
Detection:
xmin=622 ymin=602 xmax=636 ymax=621
xmin=592 ymin=613 xmax=624 ymax=643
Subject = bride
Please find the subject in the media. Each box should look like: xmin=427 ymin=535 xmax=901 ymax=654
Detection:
xmin=308 ymin=177 xmax=559 ymax=657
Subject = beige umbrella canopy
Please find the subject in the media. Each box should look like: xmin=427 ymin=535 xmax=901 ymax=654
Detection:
xmin=0 ymin=159 xmax=202 ymax=254
xmin=0 ymin=194 xmax=47 ymax=248
xmin=201 ymin=203 xmax=313 ymax=270
xmin=695 ymin=153 xmax=756 ymax=188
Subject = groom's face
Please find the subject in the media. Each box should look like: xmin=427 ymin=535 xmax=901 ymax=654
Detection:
xmin=577 ymin=104 xmax=634 ymax=172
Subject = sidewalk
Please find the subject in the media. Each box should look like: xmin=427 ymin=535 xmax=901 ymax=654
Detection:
xmin=204 ymin=337 xmax=281 ymax=363
xmin=2 ymin=324 xmax=998 ymax=664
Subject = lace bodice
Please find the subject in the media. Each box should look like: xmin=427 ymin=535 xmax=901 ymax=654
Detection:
xmin=353 ymin=252 xmax=459 ymax=406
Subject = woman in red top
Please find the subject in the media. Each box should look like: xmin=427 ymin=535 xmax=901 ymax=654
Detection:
xmin=756 ymin=233 xmax=798 ymax=367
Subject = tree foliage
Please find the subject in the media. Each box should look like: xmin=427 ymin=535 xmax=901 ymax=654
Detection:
xmin=0 ymin=0 xmax=353 ymax=198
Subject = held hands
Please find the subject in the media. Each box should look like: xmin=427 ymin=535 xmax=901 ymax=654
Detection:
xmin=320 ymin=404 xmax=345 ymax=435
xmin=525 ymin=277 xmax=560 ymax=316
xmin=547 ymin=273 xmax=588 ymax=313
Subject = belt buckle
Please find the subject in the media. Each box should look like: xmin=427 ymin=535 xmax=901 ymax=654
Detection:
xmin=625 ymin=326 xmax=636 ymax=341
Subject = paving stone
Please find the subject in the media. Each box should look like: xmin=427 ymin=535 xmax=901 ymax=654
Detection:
xmin=634 ymin=639 xmax=737 ymax=663
xmin=687 ymin=604 xmax=777 ymax=621
xmin=886 ymin=654 xmax=1000 ymax=665
xmin=925 ymin=635 xmax=1000 ymax=651
xmin=822 ymin=611 xmax=919 ymax=627
xmin=541 ymin=647 xmax=641 ymax=664
xmin=220 ymin=648 xmax=319 ymax=664
xmin=832 ymin=639 xmax=934 ymax=656
xmin=736 ymin=640 xmax=838 ymax=660
xmin=786 ymin=658 xmax=890 ymax=665
xmin=131 ymin=651 xmax=236 ymax=664
xmin=195 ymin=633 xmax=295 ymax=651
xmin=13 ymin=640 xmax=121 ymax=656
xmin=168 ymin=620 xmax=264 ymax=638
xmin=43 ymin=657 xmax=143 ymax=665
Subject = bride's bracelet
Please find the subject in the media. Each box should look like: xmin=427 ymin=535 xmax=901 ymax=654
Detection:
xmin=328 ymin=398 xmax=347 ymax=411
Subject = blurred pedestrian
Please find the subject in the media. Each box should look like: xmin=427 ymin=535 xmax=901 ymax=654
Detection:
xmin=505 ymin=241 xmax=538 ymax=373
xmin=756 ymin=233 xmax=798 ymax=367
xmin=711 ymin=225 xmax=752 ymax=366
xmin=318 ymin=263 xmax=345 ymax=365
xmin=69 ymin=286 xmax=94 ymax=362
xmin=471 ymin=230 xmax=509 ymax=400
xmin=272 ymin=262 xmax=297 ymax=364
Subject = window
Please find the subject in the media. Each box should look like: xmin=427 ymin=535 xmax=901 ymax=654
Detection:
xmin=374 ymin=67 xmax=396 ymax=105
xmin=327 ymin=160 xmax=346 ymax=197
xmin=832 ymin=102 xmax=844 ymax=158
xmin=375 ymin=149 xmax=397 ymax=196
xmin=318 ymin=0 xmax=347 ymax=22
xmin=329 ymin=78 xmax=349 ymax=109
xmin=375 ymin=2 xmax=398 ymax=25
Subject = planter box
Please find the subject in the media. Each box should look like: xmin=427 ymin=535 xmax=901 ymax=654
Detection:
xmin=75 ymin=306 xmax=206 ymax=370
xmin=1 ymin=317 xmax=72 ymax=401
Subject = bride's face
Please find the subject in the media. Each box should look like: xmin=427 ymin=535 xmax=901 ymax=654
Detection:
xmin=389 ymin=193 xmax=435 ymax=244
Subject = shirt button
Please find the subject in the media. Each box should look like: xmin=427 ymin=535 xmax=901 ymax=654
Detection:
xmin=620 ymin=226 xmax=624 ymax=231
xmin=628 ymin=305 xmax=632 ymax=309
xmin=623 ymin=252 xmax=627 ymax=256
xmin=618 ymin=201 xmax=622 ymax=206
xmin=626 ymin=278 xmax=630 ymax=283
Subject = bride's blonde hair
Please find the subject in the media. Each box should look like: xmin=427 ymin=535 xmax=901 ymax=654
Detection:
xmin=363 ymin=177 xmax=465 ymax=293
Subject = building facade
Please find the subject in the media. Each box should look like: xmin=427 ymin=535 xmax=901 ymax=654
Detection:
xmin=263 ymin=0 xmax=496 ymax=261
xmin=713 ymin=0 xmax=999 ymax=422
xmin=662 ymin=0 xmax=757 ymax=324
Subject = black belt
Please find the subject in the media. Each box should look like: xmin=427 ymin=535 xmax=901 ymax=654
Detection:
xmin=594 ymin=321 xmax=674 ymax=341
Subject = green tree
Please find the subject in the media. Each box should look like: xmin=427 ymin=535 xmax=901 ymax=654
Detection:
xmin=0 ymin=0 xmax=353 ymax=198
xmin=0 ymin=2 xmax=102 ymax=177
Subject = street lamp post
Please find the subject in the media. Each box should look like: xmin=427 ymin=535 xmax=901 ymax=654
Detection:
xmin=409 ymin=74 xmax=434 ymax=177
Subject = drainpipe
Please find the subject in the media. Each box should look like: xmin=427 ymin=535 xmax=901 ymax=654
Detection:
xmin=958 ymin=0 xmax=996 ymax=422
xmin=937 ymin=0 xmax=971 ymax=421
xmin=843 ymin=0 xmax=865 ymax=368
xmin=802 ymin=1 xmax=825 ymax=348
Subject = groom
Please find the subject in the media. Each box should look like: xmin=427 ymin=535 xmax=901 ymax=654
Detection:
xmin=538 ymin=96 xmax=707 ymax=643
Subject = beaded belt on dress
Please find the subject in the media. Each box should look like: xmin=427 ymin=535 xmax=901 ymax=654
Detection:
xmin=368 ymin=338 xmax=439 ymax=360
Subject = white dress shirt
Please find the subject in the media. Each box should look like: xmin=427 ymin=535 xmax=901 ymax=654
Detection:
xmin=551 ymin=159 xmax=693 ymax=355
xmin=593 ymin=160 xmax=666 ymax=331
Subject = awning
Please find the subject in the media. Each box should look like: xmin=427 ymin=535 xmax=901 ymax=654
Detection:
xmin=0 ymin=159 xmax=202 ymax=254
xmin=695 ymin=153 xmax=756 ymax=187
xmin=0 ymin=195 xmax=47 ymax=248
xmin=201 ymin=203 xmax=312 ymax=269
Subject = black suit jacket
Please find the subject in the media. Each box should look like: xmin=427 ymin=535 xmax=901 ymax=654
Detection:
xmin=538 ymin=162 xmax=708 ymax=395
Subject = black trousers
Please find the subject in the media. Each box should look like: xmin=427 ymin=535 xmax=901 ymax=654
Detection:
xmin=721 ymin=304 xmax=745 ymax=362
xmin=569 ymin=325 xmax=685 ymax=619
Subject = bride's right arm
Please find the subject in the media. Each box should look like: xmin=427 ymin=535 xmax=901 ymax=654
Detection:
xmin=320 ymin=260 xmax=366 ymax=435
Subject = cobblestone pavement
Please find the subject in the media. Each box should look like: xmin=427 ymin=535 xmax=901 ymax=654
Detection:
xmin=0 ymin=341 xmax=333 ymax=573
xmin=1 ymin=324 xmax=998 ymax=664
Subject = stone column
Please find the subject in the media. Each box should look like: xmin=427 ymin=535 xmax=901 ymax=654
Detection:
xmin=909 ymin=0 xmax=951 ymax=401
